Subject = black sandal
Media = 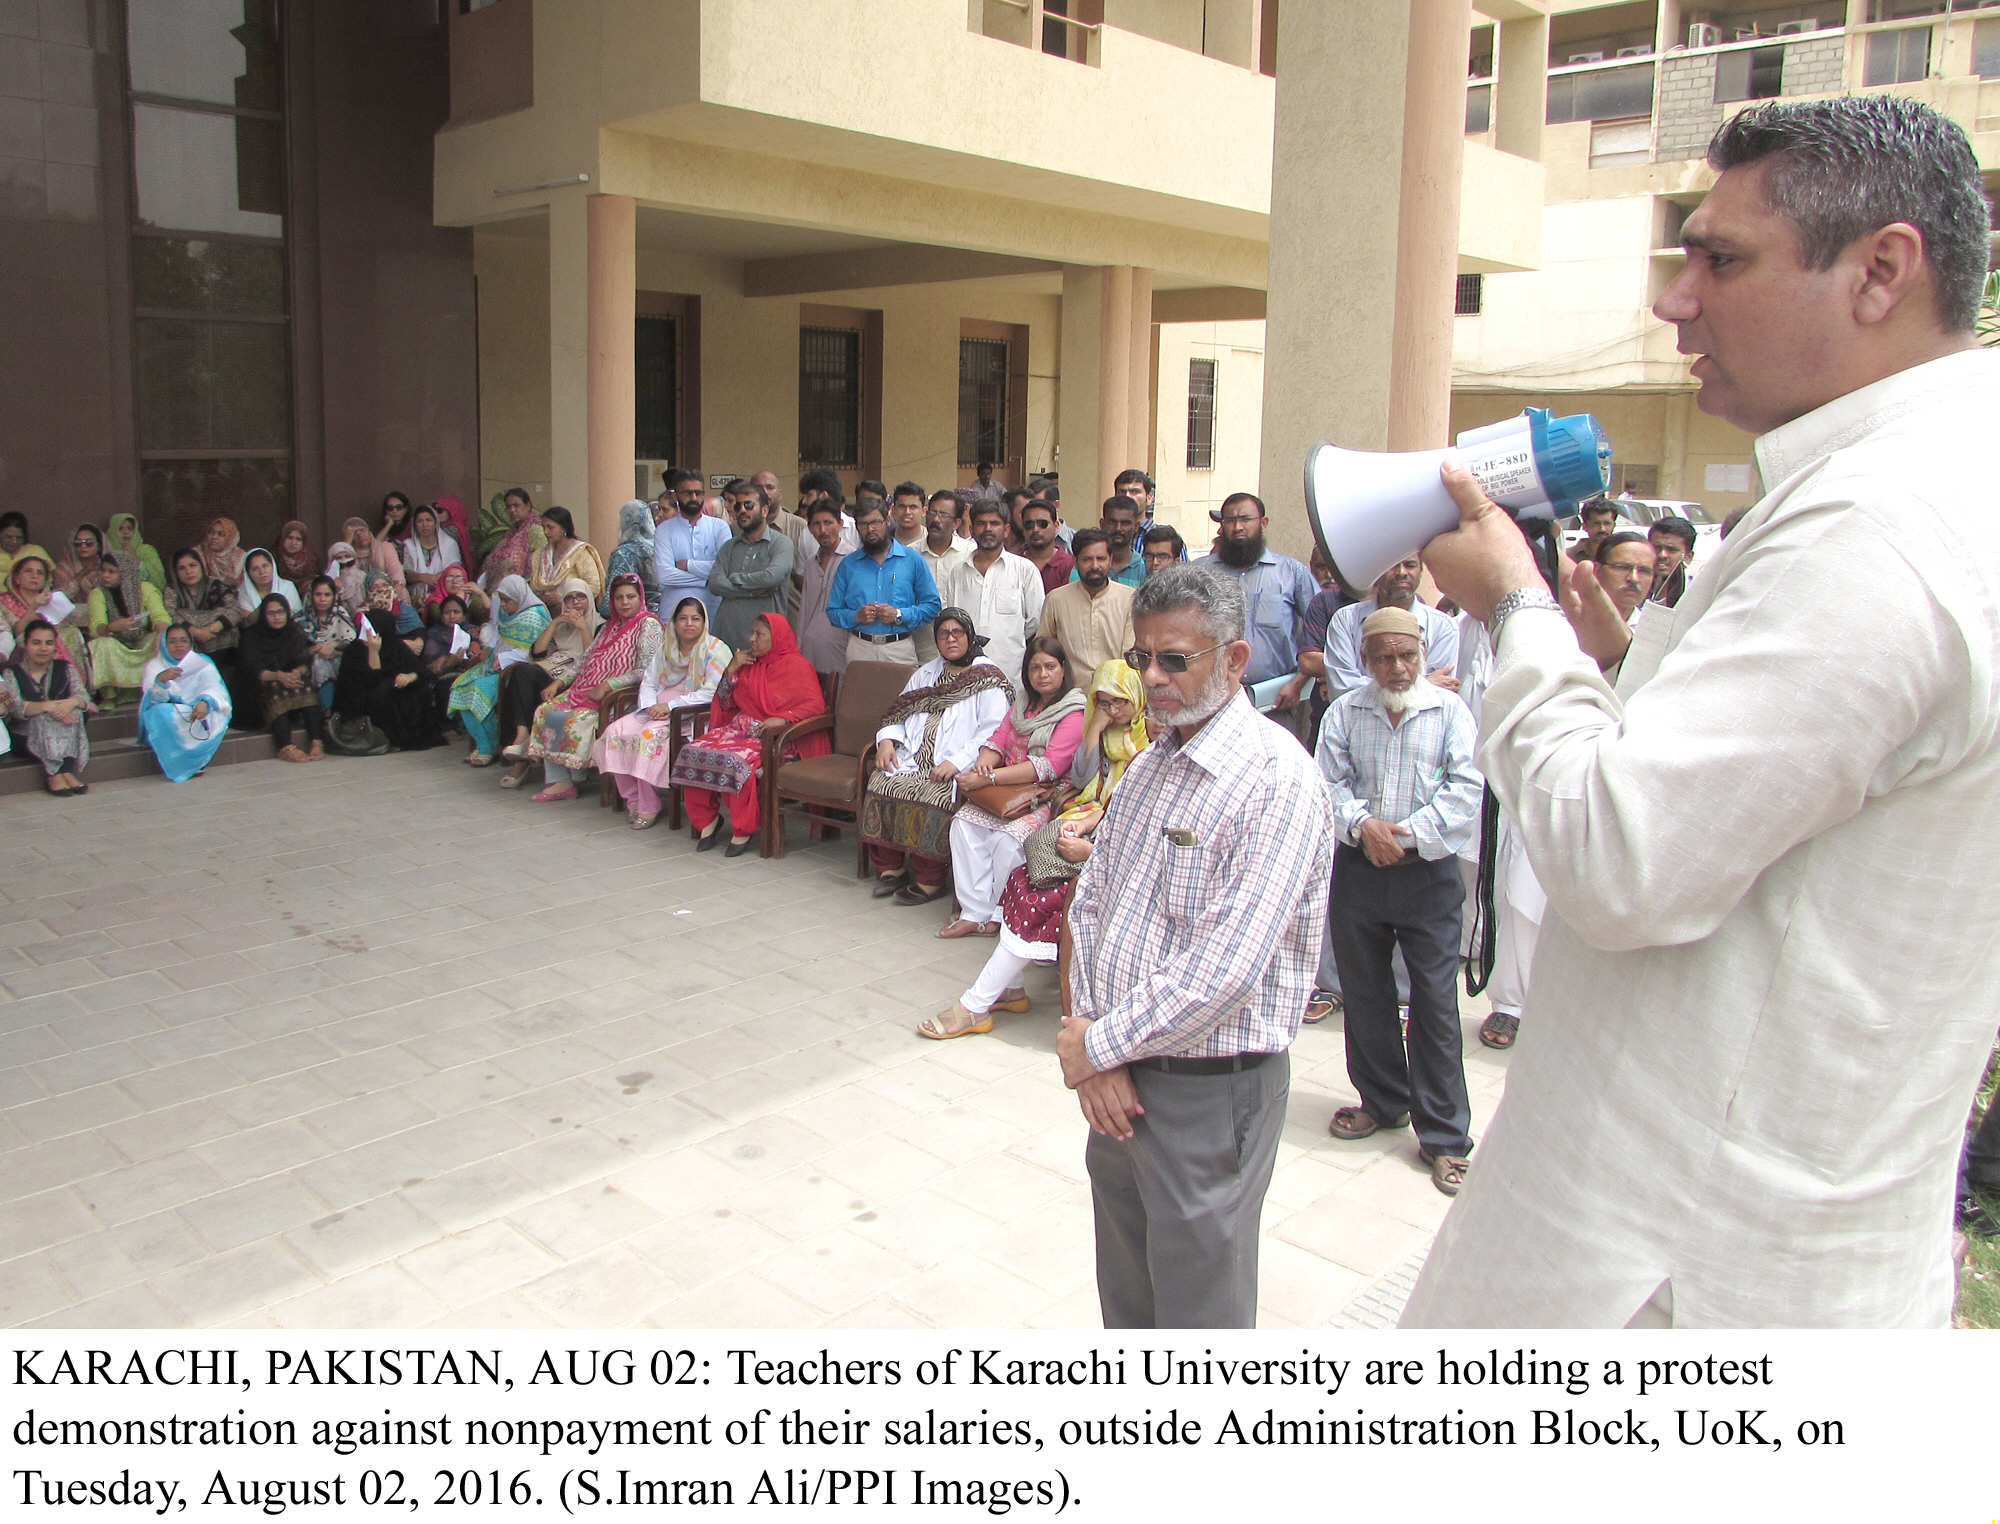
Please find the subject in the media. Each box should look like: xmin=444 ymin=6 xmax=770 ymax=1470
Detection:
xmin=1479 ymin=1011 xmax=1520 ymax=1050
xmin=893 ymin=880 xmax=950 ymax=906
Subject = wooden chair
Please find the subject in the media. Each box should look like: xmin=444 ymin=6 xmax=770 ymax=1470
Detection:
xmin=665 ymin=705 xmax=711 ymax=829
xmin=595 ymin=690 xmax=709 ymax=826
xmin=761 ymin=660 xmax=910 ymax=865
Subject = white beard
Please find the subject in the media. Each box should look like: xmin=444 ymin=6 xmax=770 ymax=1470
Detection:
xmin=1377 ymin=681 xmax=1420 ymax=714
xmin=1148 ymin=659 xmax=1238 ymax=729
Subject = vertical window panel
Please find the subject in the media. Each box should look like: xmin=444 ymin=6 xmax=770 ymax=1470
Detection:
xmin=799 ymin=326 xmax=861 ymax=468
xmin=635 ymin=315 xmax=677 ymax=463
xmin=1185 ymin=357 xmax=1216 ymax=472
xmin=958 ymin=339 xmax=1008 ymax=468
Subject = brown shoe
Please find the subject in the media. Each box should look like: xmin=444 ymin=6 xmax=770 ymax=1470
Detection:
xmin=1420 ymin=1149 xmax=1472 ymax=1196
xmin=1479 ymin=1011 xmax=1519 ymax=1049
xmin=1327 ymin=1105 xmax=1408 ymax=1141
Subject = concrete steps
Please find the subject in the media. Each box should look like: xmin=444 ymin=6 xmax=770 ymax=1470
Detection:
xmin=0 ymin=704 xmax=276 ymax=796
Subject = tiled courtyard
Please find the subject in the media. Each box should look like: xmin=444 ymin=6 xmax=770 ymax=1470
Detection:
xmin=0 ymin=750 xmax=1510 ymax=1330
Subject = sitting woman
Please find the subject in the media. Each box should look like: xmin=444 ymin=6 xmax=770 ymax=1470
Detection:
xmin=861 ymin=608 xmax=1014 ymax=905
xmin=107 ymin=512 xmax=168 ymax=593
xmin=447 ymin=574 xmax=548 ymax=765
xmin=0 ymin=510 xmax=28 ymax=583
xmin=341 ymin=517 xmax=407 ymax=603
xmin=596 ymin=596 xmax=730 ymax=829
xmin=935 ymin=634 xmax=1086 ymax=939
xmin=600 ymin=500 xmax=658 ymax=617
xmin=5 ymin=545 xmax=92 ymax=681
xmin=235 ymin=546 xmax=301 ymax=615
xmin=53 ymin=522 xmax=106 ymax=605
xmin=297 ymin=575 xmax=355 ymax=712
xmin=527 ymin=506 xmax=605 ymax=610
xmin=497 ymin=577 xmax=597 ymax=786
xmin=922 ymin=660 xmax=1149 ymax=1039
xmin=238 ymin=592 xmax=328 ymax=763
xmin=138 ymin=622 xmax=231 ymax=782
xmin=165 ymin=546 xmax=245 ymax=718
xmin=274 ymin=519 xmax=317 ymax=596
xmin=351 ymin=605 xmax=440 ymax=752
xmin=480 ymin=487 xmax=545 ymax=586
xmin=522 ymin=572 xmax=662 ymax=802
xmin=420 ymin=592 xmax=482 ymax=735
xmin=86 ymin=551 xmax=168 ymax=703
xmin=669 ymin=613 xmax=826 ymax=855
xmin=200 ymin=517 xmax=246 ymax=585
xmin=377 ymin=490 xmax=414 ymax=545
xmin=425 ymin=562 xmax=487 ymax=626
xmin=400 ymin=502 xmax=464 ymax=583
xmin=2 ymin=619 xmax=96 ymax=795
xmin=326 ymin=542 xmax=366 ymax=612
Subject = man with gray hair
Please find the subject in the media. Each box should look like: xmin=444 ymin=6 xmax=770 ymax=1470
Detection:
xmin=1057 ymin=563 xmax=1335 ymax=1328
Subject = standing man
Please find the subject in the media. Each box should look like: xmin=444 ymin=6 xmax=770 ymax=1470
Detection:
xmin=1072 ymin=496 xmax=1145 ymax=589
xmin=1317 ymin=557 xmax=1459 ymax=705
xmin=1566 ymin=496 xmax=1621 ymax=563
xmin=1040 ymin=529 xmax=1135 ymax=689
xmin=1140 ymin=524 xmax=1186 ymax=577
xmin=969 ymin=460 xmax=1006 ymax=503
xmin=707 ymin=479 xmax=795 ymax=650
xmin=913 ymin=489 xmax=974 ymax=663
xmin=1001 ymin=487 xmax=1034 ymax=551
xmin=1646 ymin=515 xmax=1698 ymax=608
xmin=750 ymin=468 xmax=808 ymax=619
xmin=889 ymin=481 xmax=930 ymax=551
xmin=946 ymin=500 xmax=1044 ymax=682
xmin=1113 ymin=468 xmax=1156 ymax=530
xmin=1059 ymin=564 xmax=1335 ymax=1329
xmin=797 ymin=469 xmax=860 ymax=561
xmin=1199 ymin=491 xmax=1318 ymax=691
xmin=1318 ymin=608 xmax=1484 ymax=1198
xmin=826 ymin=497 xmax=940 ymax=668
xmin=795 ymin=500 xmax=852 ymax=681
xmin=1017 ymin=499 xmax=1073 ymax=593
xmin=1411 ymin=96 xmax=2000 ymax=1327
xmin=654 ymin=468 xmax=730 ymax=618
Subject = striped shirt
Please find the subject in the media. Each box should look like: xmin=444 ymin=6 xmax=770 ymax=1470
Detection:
xmin=1315 ymin=679 xmax=1483 ymax=860
xmin=1070 ymin=692 xmax=1336 ymax=1071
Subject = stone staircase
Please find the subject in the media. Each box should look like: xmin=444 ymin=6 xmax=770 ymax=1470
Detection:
xmin=0 ymin=701 xmax=277 ymax=797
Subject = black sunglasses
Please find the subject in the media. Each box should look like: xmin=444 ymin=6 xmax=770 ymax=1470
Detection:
xmin=1125 ymin=642 xmax=1225 ymax=675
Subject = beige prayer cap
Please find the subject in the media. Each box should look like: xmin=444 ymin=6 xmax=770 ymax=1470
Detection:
xmin=1361 ymin=607 xmax=1424 ymax=642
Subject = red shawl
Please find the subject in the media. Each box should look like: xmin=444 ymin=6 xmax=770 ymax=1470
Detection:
xmin=572 ymin=599 xmax=659 ymax=693
xmin=433 ymin=494 xmax=478 ymax=575
xmin=715 ymin=614 xmax=830 ymax=757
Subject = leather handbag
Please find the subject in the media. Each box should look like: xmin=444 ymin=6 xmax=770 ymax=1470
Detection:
xmin=961 ymin=780 xmax=1053 ymax=820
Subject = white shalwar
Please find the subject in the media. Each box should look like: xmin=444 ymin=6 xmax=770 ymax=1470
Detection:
xmin=1403 ymin=348 xmax=2000 ymax=1329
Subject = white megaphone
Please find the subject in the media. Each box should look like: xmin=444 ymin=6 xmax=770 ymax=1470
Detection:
xmin=1305 ymin=408 xmax=1612 ymax=591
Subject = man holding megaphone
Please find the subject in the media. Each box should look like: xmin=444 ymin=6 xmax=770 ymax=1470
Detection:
xmin=1401 ymin=95 xmax=2000 ymax=1329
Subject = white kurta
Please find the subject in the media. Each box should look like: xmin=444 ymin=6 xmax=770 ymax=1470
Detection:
xmin=876 ymin=656 xmax=1013 ymax=776
xmin=945 ymin=550 xmax=1045 ymax=686
xmin=1403 ymin=347 xmax=2000 ymax=1329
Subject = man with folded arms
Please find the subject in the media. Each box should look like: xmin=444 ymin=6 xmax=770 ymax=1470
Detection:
xmin=1317 ymin=607 xmax=1483 ymax=1198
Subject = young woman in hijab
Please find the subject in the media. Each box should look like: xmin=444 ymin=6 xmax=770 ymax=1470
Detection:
xmin=297 ymin=574 xmax=355 ymax=712
xmin=861 ymin=608 xmax=1014 ymax=904
xmin=105 ymin=513 xmax=167 ymax=591
xmin=86 ymin=551 xmax=168 ymax=701
xmin=424 ymin=562 xmax=487 ymax=626
xmin=53 ymin=522 xmax=106 ymax=603
xmin=400 ymin=502 xmax=464 ymax=583
xmin=922 ymin=659 xmax=1151 ymax=1039
xmin=274 ymin=519 xmax=317 ymax=592
xmin=200 ymin=517 xmax=245 ymax=585
xmin=448 ymin=573 xmax=546 ymax=765
xmin=239 ymin=592 xmax=327 ymax=762
xmin=3 ymin=619 xmax=95 ymax=794
xmin=0 ymin=510 xmax=28 ymax=583
xmin=420 ymin=592 xmax=481 ymax=735
xmin=235 ymin=546 xmax=301 ymax=615
xmin=138 ymin=622 xmax=231 ymax=782
xmin=498 ymin=577 xmax=597 ymax=786
xmin=522 ymin=572 xmax=662 ymax=801
xmin=378 ymin=490 xmax=413 ymax=543
xmin=480 ymin=487 xmax=545 ymax=586
xmin=669 ymin=612 xmax=827 ymax=855
xmin=595 ymin=595 xmax=731 ymax=829
xmin=600 ymin=499 xmax=658 ymax=616
xmin=935 ymin=634 xmax=1086 ymax=939
xmin=527 ymin=506 xmax=605 ymax=610
xmin=342 ymin=517 xmax=407 ymax=600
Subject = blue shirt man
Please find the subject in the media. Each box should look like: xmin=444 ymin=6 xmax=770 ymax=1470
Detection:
xmin=653 ymin=474 xmax=730 ymax=618
xmin=825 ymin=504 xmax=942 ymax=665
xmin=1198 ymin=492 xmax=1319 ymax=686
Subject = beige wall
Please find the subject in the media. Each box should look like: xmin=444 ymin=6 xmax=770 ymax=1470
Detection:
xmin=475 ymin=225 xmax=554 ymax=512
xmin=1152 ymin=319 xmax=1266 ymax=544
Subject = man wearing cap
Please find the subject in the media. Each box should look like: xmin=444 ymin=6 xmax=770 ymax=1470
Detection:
xmin=1316 ymin=607 xmax=1484 ymax=1198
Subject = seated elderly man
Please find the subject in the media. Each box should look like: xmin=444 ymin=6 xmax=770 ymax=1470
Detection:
xmin=1317 ymin=606 xmax=1484 ymax=1198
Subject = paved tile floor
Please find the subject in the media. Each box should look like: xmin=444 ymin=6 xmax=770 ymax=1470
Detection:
xmin=0 ymin=750 xmax=1511 ymax=1329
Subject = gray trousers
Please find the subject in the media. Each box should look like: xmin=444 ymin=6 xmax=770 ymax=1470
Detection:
xmin=1086 ymin=1052 xmax=1289 ymax=1329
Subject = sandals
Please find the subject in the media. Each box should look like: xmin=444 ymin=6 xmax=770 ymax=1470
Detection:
xmin=628 ymin=812 xmax=659 ymax=830
xmin=278 ymin=744 xmax=310 ymax=764
xmin=935 ymin=919 xmax=984 ymax=940
xmin=1419 ymin=1148 xmax=1472 ymax=1197
xmin=894 ymin=881 xmax=951 ymax=906
xmin=870 ymin=871 xmax=908 ymax=899
xmin=990 ymin=988 xmax=1030 ymax=1013
xmin=498 ymin=769 xmax=529 ymax=789
xmin=1303 ymin=988 xmax=1342 ymax=1025
xmin=466 ymin=753 xmax=493 ymax=767
xmin=1479 ymin=1011 xmax=1520 ymax=1050
xmin=307 ymin=741 xmax=324 ymax=762
xmin=531 ymin=785 xmax=578 ymax=803
xmin=917 ymin=1002 xmax=994 ymax=1041
xmin=1328 ymin=1105 xmax=1408 ymax=1141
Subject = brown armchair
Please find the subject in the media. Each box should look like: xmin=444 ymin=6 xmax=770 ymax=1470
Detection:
xmin=761 ymin=660 xmax=911 ymax=867
xmin=594 ymin=689 xmax=711 ymax=828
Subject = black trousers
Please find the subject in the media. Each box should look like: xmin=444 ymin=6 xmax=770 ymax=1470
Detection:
xmin=1329 ymin=842 xmax=1473 ymax=1157
xmin=499 ymin=662 xmax=550 ymax=741
xmin=1964 ymin=1086 xmax=2000 ymax=1193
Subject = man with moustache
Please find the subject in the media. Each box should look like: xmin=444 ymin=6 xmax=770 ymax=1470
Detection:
xmin=914 ymin=489 xmax=975 ymax=663
xmin=796 ymin=501 xmax=854 ymax=680
xmin=1017 ymin=499 xmax=1074 ymax=594
xmin=1198 ymin=491 xmax=1318 ymax=692
xmin=1314 ymin=555 xmax=1460 ymax=705
xmin=946 ymin=501 xmax=1044 ymax=682
xmin=654 ymin=467 xmax=730 ymax=619
xmin=826 ymin=497 xmax=940 ymax=669
xmin=1057 ymin=563 xmax=1335 ymax=1329
xmin=1070 ymin=496 xmax=1146 ymax=589
xmin=1039 ymin=528 xmax=1135 ymax=689
xmin=749 ymin=468 xmax=808 ymax=619
xmin=706 ymin=479 xmax=795 ymax=650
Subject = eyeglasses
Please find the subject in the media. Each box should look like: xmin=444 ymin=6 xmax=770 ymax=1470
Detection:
xmin=1604 ymin=562 xmax=1655 ymax=580
xmin=1125 ymin=642 xmax=1225 ymax=675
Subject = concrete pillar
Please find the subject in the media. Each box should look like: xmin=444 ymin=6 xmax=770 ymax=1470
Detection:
xmin=586 ymin=194 xmax=637 ymax=558
xmin=1059 ymin=263 xmax=1156 ymax=514
xmin=1126 ymin=267 xmax=1155 ymax=479
xmin=1258 ymin=0 xmax=1472 ymax=554
xmin=548 ymin=192 xmax=590 ymax=541
xmin=1096 ymin=264 xmax=1133 ymax=513
xmin=1655 ymin=0 xmax=1682 ymax=57
xmin=1495 ymin=12 xmax=1549 ymax=162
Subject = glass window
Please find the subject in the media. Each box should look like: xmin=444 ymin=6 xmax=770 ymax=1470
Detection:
xmin=1715 ymin=46 xmax=1785 ymax=103
xmin=136 ymin=318 xmax=290 ymax=450
xmin=127 ymin=0 xmax=281 ymax=112
xmin=140 ymin=457 xmax=291 ymax=560
xmin=1465 ymin=82 xmax=1491 ymax=134
xmin=132 ymin=104 xmax=284 ymax=236
xmin=1455 ymin=273 xmax=1484 ymax=315
xmin=958 ymin=339 xmax=1009 ymax=468
xmin=635 ymin=315 xmax=678 ymax=463
xmin=1978 ymin=18 xmax=2000 ymax=78
xmin=799 ymin=326 xmax=861 ymax=469
xmin=1546 ymin=63 xmax=1654 ymax=124
xmin=1185 ymin=358 xmax=1216 ymax=472
xmin=1865 ymin=26 xmax=1930 ymax=87
xmin=132 ymin=237 xmax=286 ymax=314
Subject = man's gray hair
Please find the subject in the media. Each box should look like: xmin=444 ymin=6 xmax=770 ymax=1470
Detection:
xmin=1708 ymin=96 xmax=1990 ymax=332
xmin=1131 ymin=562 xmax=1247 ymax=645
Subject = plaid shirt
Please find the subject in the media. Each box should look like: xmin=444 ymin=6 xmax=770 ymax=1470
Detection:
xmin=1315 ymin=679 xmax=1483 ymax=860
xmin=1069 ymin=692 xmax=1336 ymax=1071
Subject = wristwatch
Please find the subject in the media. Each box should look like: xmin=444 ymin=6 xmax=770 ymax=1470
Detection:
xmin=1488 ymin=585 xmax=1563 ymax=642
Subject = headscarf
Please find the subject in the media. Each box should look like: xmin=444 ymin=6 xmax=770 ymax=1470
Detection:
xmin=362 ymin=570 xmax=401 ymax=616
xmin=570 ymin=574 xmax=659 ymax=693
xmin=3 ymin=547 xmax=57 ymax=622
xmin=877 ymin=610 xmax=1014 ymax=727
xmin=432 ymin=494 xmax=475 ymax=567
xmin=656 ymin=596 xmax=731 ymax=693
xmin=344 ymin=517 xmax=403 ymax=581
xmin=719 ymin=613 xmax=827 ymax=733
xmin=274 ymin=519 xmax=318 ymax=587
xmin=165 ymin=555 xmax=233 ymax=620
xmin=933 ymin=605 xmax=988 ymax=668
xmin=201 ymin=517 xmax=244 ymax=583
xmin=97 ymin=551 xmax=150 ymax=639
xmin=107 ymin=513 xmax=166 ymax=589
xmin=1062 ymin=659 xmax=1150 ymax=817
xmin=236 ymin=548 xmax=302 ymax=613
xmin=427 ymin=562 xmax=473 ymax=604
xmin=483 ymin=574 xmax=548 ymax=653
xmin=1012 ymin=672 xmax=1087 ymax=756
xmin=237 ymin=592 xmax=312 ymax=677
xmin=326 ymin=542 xmax=365 ymax=611
xmin=617 ymin=499 xmax=652 ymax=545
xmin=141 ymin=639 xmax=227 ymax=715
xmin=53 ymin=523 xmax=104 ymax=598
xmin=543 ymin=576 xmax=601 ymax=668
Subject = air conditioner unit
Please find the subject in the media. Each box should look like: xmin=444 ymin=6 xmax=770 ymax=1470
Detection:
xmin=1615 ymin=45 xmax=1651 ymax=57
xmin=1688 ymin=22 xmax=1722 ymax=47
xmin=1569 ymin=50 xmax=1606 ymax=63
xmin=1775 ymin=19 xmax=1812 ymax=34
